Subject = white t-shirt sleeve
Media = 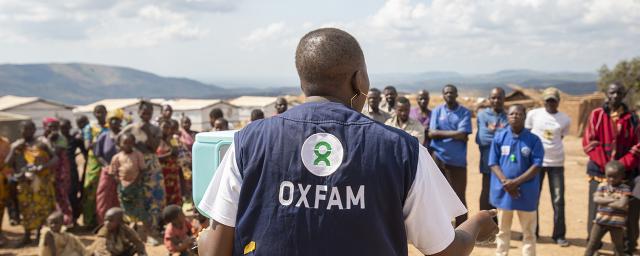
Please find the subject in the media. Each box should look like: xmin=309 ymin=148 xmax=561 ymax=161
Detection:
xmin=403 ymin=145 xmax=468 ymax=255
xmin=198 ymin=144 xmax=242 ymax=227
xmin=561 ymin=113 xmax=571 ymax=137
xmin=524 ymin=109 xmax=535 ymax=129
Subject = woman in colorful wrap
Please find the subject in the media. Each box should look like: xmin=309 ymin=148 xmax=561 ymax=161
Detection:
xmin=0 ymin=135 xmax=12 ymax=246
xmin=82 ymin=104 xmax=108 ymax=228
xmin=120 ymin=100 xmax=165 ymax=245
xmin=95 ymin=110 xmax=124 ymax=224
xmin=158 ymin=120 xmax=182 ymax=206
xmin=41 ymin=118 xmax=73 ymax=227
xmin=178 ymin=116 xmax=196 ymax=205
xmin=5 ymin=120 xmax=57 ymax=244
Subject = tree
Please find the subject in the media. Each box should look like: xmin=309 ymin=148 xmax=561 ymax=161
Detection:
xmin=598 ymin=57 xmax=640 ymax=105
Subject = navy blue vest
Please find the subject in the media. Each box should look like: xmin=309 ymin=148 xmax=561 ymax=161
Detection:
xmin=233 ymin=101 xmax=420 ymax=255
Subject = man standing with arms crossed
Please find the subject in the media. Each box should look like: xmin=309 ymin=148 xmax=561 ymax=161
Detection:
xmin=197 ymin=28 xmax=497 ymax=256
xmin=429 ymin=84 xmax=473 ymax=227
xmin=525 ymin=87 xmax=571 ymax=247
xmin=583 ymin=82 xmax=640 ymax=254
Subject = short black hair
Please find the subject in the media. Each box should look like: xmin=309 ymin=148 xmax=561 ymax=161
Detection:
xmin=508 ymin=104 xmax=526 ymax=114
xmin=138 ymin=100 xmax=153 ymax=111
xmin=250 ymin=109 xmax=265 ymax=121
xmin=94 ymin=104 xmax=106 ymax=113
xmin=162 ymin=204 xmax=183 ymax=223
xmin=443 ymin=84 xmax=457 ymax=92
xmin=209 ymin=108 xmax=223 ymax=119
xmin=118 ymin=132 xmax=134 ymax=145
xmin=369 ymin=88 xmax=381 ymax=93
xmin=215 ymin=118 xmax=229 ymax=127
xmin=605 ymin=160 xmax=625 ymax=174
xmin=22 ymin=120 xmax=35 ymax=129
xmin=396 ymin=96 xmax=411 ymax=107
xmin=295 ymin=28 xmax=364 ymax=96
xmin=383 ymin=86 xmax=397 ymax=93
xmin=491 ymin=87 xmax=506 ymax=97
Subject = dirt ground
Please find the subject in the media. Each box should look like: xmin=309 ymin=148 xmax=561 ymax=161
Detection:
xmin=0 ymin=133 xmax=634 ymax=255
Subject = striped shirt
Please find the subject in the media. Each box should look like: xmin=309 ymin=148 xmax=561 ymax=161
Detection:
xmin=594 ymin=182 xmax=631 ymax=228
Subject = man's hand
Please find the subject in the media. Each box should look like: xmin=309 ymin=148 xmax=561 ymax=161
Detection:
xmin=501 ymin=179 xmax=520 ymax=198
xmin=474 ymin=210 xmax=499 ymax=243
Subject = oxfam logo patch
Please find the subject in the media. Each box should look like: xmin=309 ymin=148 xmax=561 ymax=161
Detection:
xmin=301 ymin=133 xmax=344 ymax=176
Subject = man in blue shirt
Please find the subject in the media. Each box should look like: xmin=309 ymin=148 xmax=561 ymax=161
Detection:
xmin=429 ymin=84 xmax=473 ymax=227
xmin=476 ymin=87 xmax=508 ymax=218
xmin=489 ymin=104 xmax=544 ymax=256
xmin=197 ymin=28 xmax=498 ymax=256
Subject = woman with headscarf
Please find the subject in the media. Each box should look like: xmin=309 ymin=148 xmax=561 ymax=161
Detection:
xmin=5 ymin=120 xmax=57 ymax=244
xmin=94 ymin=110 xmax=124 ymax=224
xmin=41 ymin=117 xmax=73 ymax=227
xmin=120 ymin=100 xmax=165 ymax=245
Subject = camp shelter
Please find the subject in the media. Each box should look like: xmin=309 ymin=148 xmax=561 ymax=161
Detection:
xmin=0 ymin=111 xmax=31 ymax=141
xmin=0 ymin=95 xmax=74 ymax=133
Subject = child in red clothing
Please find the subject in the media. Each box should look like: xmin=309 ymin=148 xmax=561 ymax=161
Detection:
xmin=163 ymin=205 xmax=195 ymax=256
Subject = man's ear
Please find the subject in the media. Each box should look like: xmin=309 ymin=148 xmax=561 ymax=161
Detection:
xmin=351 ymin=68 xmax=369 ymax=95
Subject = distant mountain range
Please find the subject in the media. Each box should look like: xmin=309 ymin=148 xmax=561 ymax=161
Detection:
xmin=370 ymin=69 xmax=598 ymax=96
xmin=0 ymin=63 xmax=598 ymax=105
xmin=0 ymin=63 xmax=299 ymax=105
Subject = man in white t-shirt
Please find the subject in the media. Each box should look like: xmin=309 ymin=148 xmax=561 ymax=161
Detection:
xmin=196 ymin=28 xmax=498 ymax=256
xmin=524 ymin=87 xmax=571 ymax=247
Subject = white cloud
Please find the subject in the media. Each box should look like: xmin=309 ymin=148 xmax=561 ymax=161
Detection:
xmin=244 ymin=22 xmax=286 ymax=43
xmin=0 ymin=0 xmax=234 ymax=45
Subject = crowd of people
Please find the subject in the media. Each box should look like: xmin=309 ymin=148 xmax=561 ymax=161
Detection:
xmin=0 ymin=78 xmax=638 ymax=256
xmin=364 ymin=82 xmax=640 ymax=256
xmin=0 ymin=97 xmax=290 ymax=255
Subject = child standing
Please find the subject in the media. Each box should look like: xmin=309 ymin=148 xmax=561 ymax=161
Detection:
xmin=163 ymin=205 xmax=195 ymax=256
xmin=489 ymin=105 xmax=544 ymax=256
xmin=584 ymin=160 xmax=630 ymax=256
xmin=110 ymin=133 xmax=149 ymax=240
xmin=39 ymin=212 xmax=86 ymax=256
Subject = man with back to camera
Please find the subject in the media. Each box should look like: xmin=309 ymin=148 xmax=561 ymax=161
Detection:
xmin=363 ymin=88 xmax=390 ymax=123
xmin=197 ymin=28 xmax=497 ymax=256
xmin=429 ymin=84 xmax=473 ymax=227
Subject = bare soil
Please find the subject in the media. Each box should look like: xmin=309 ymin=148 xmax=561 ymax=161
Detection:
xmin=0 ymin=134 xmax=633 ymax=255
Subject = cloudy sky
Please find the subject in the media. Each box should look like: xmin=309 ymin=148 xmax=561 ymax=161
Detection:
xmin=1 ymin=0 xmax=639 ymax=86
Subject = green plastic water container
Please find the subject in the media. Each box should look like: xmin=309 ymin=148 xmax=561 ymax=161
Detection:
xmin=192 ymin=130 xmax=236 ymax=217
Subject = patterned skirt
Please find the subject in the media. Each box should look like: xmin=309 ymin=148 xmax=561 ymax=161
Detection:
xmin=118 ymin=178 xmax=149 ymax=223
xmin=96 ymin=166 xmax=120 ymax=224
xmin=161 ymin=158 xmax=182 ymax=207
xmin=18 ymin=174 xmax=55 ymax=230
xmin=143 ymin=154 xmax=165 ymax=225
